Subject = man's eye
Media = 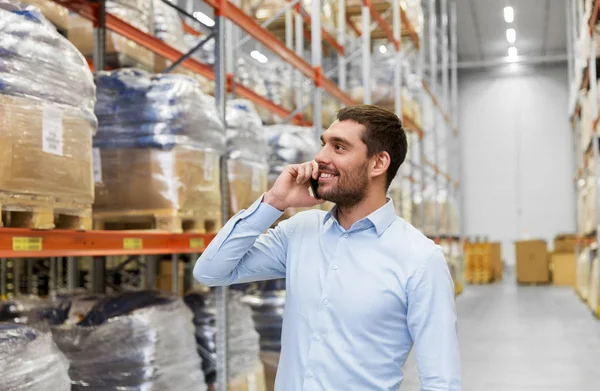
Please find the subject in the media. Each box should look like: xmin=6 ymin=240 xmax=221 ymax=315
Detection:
xmin=335 ymin=145 xmax=345 ymax=150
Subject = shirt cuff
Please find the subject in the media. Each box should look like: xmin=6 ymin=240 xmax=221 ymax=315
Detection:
xmin=241 ymin=194 xmax=285 ymax=232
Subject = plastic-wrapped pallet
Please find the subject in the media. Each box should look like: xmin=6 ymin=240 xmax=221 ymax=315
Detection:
xmin=52 ymin=291 xmax=207 ymax=391
xmin=153 ymin=0 xmax=187 ymax=72
xmin=242 ymin=291 xmax=286 ymax=352
xmin=68 ymin=0 xmax=154 ymax=69
xmin=227 ymin=100 xmax=269 ymax=216
xmin=0 ymin=323 xmax=71 ymax=391
xmin=576 ymin=247 xmax=592 ymax=300
xmin=183 ymin=291 xmax=265 ymax=389
xmin=263 ymin=125 xmax=319 ymax=220
xmin=0 ymin=0 xmax=96 ymax=229
xmin=93 ymin=69 xmax=225 ymax=232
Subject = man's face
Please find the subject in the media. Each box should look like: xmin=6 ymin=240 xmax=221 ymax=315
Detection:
xmin=314 ymin=120 xmax=371 ymax=207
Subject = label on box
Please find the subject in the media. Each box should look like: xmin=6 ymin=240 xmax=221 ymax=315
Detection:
xmin=251 ymin=166 xmax=260 ymax=192
xmin=92 ymin=148 xmax=102 ymax=183
xmin=204 ymin=153 xmax=214 ymax=181
xmin=123 ymin=238 xmax=143 ymax=250
xmin=190 ymin=238 xmax=205 ymax=249
xmin=42 ymin=105 xmax=63 ymax=156
xmin=13 ymin=237 xmax=42 ymax=251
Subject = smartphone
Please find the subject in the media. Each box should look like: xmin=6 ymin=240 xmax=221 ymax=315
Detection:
xmin=309 ymin=177 xmax=321 ymax=199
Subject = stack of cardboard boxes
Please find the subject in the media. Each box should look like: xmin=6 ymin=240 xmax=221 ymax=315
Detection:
xmin=515 ymin=235 xmax=577 ymax=286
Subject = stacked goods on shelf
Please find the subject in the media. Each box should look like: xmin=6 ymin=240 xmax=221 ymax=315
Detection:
xmin=0 ymin=323 xmax=71 ymax=391
xmin=184 ymin=291 xmax=267 ymax=391
xmin=51 ymin=291 xmax=207 ymax=390
xmin=0 ymin=1 xmax=96 ymax=230
xmin=345 ymin=0 xmax=423 ymax=39
xmin=242 ymin=289 xmax=286 ymax=352
xmin=227 ymin=99 xmax=269 ymax=216
xmin=263 ymin=125 xmax=320 ymax=221
xmin=153 ymin=0 xmax=187 ymax=72
xmin=579 ymin=90 xmax=595 ymax=153
xmin=577 ymin=164 xmax=596 ymax=235
xmin=588 ymin=252 xmax=600 ymax=316
xmin=515 ymin=240 xmax=549 ymax=284
xmin=93 ymin=69 xmax=225 ymax=233
xmin=576 ymin=245 xmax=593 ymax=301
xmin=388 ymin=176 xmax=412 ymax=224
xmin=463 ymin=241 xmax=502 ymax=284
xmin=549 ymin=234 xmax=577 ymax=286
xmin=450 ymin=239 xmax=464 ymax=295
xmin=68 ymin=0 xmax=154 ymax=69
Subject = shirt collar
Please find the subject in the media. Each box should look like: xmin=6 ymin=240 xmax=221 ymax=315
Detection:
xmin=323 ymin=198 xmax=396 ymax=236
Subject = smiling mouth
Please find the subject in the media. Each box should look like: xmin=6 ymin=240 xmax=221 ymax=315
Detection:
xmin=318 ymin=172 xmax=338 ymax=182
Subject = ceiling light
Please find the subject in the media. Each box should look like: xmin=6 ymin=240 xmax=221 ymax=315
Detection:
xmin=192 ymin=11 xmax=215 ymax=27
xmin=506 ymin=28 xmax=516 ymax=43
xmin=250 ymin=50 xmax=268 ymax=64
xmin=508 ymin=46 xmax=518 ymax=61
xmin=504 ymin=6 xmax=514 ymax=23
xmin=379 ymin=45 xmax=387 ymax=54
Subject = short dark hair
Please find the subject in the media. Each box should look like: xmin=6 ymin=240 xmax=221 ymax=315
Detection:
xmin=337 ymin=104 xmax=407 ymax=189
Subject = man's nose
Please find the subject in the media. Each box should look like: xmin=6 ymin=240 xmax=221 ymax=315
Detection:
xmin=314 ymin=146 xmax=331 ymax=166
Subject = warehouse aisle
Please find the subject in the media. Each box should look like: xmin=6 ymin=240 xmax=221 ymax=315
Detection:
xmin=400 ymin=278 xmax=600 ymax=391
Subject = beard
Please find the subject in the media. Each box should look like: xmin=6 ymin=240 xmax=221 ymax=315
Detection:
xmin=317 ymin=161 xmax=369 ymax=208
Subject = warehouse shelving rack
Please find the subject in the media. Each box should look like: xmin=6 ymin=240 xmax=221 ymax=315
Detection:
xmin=1 ymin=0 xmax=461 ymax=388
xmin=567 ymin=0 xmax=600 ymax=317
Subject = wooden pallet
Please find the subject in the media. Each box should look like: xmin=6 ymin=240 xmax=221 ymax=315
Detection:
xmin=93 ymin=209 xmax=222 ymax=234
xmin=517 ymin=281 xmax=550 ymax=286
xmin=0 ymin=193 xmax=92 ymax=230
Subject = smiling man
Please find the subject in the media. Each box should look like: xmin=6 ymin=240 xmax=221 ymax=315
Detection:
xmin=194 ymin=104 xmax=462 ymax=391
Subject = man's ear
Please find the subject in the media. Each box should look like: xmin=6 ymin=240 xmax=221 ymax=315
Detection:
xmin=371 ymin=151 xmax=391 ymax=178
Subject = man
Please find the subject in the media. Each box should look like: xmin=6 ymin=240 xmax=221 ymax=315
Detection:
xmin=194 ymin=105 xmax=462 ymax=390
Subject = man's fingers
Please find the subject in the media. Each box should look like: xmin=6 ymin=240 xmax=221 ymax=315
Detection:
xmin=312 ymin=160 xmax=319 ymax=179
xmin=296 ymin=164 xmax=305 ymax=184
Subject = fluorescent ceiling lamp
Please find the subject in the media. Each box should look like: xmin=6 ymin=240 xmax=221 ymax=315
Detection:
xmin=251 ymin=50 xmax=268 ymax=64
xmin=379 ymin=45 xmax=387 ymax=54
xmin=192 ymin=11 xmax=215 ymax=27
xmin=506 ymin=28 xmax=516 ymax=43
xmin=508 ymin=46 xmax=518 ymax=61
xmin=504 ymin=6 xmax=514 ymax=23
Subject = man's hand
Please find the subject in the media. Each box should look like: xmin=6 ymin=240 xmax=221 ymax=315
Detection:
xmin=264 ymin=161 xmax=324 ymax=211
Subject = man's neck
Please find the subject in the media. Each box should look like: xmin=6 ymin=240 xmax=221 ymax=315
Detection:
xmin=336 ymin=191 xmax=388 ymax=230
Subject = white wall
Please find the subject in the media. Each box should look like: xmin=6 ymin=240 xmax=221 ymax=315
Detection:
xmin=458 ymin=63 xmax=575 ymax=264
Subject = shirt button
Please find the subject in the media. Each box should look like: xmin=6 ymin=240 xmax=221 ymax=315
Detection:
xmin=308 ymin=372 xmax=315 ymax=378
xmin=333 ymin=264 xmax=339 ymax=270
xmin=343 ymin=234 xmax=349 ymax=238
xmin=316 ymin=335 xmax=321 ymax=341
xmin=323 ymin=299 xmax=329 ymax=305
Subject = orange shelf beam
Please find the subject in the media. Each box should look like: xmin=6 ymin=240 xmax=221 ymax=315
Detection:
xmin=399 ymin=6 xmax=419 ymax=49
xmin=0 ymin=228 xmax=215 ymax=258
xmin=294 ymin=4 xmax=345 ymax=55
xmin=203 ymin=0 xmax=356 ymax=106
xmin=54 ymin=0 xmax=297 ymax=120
xmin=402 ymin=114 xmax=424 ymax=139
xmin=362 ymin=0 xmax=399 ymax=50
xmin=422 ymin=81 xmax=452 ymax=126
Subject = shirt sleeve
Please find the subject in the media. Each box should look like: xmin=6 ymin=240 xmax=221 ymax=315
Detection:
xmin=406 ymin=248 xmax=462 ymax=391
xmin=193 ymin=195 xmax=289 ymax=286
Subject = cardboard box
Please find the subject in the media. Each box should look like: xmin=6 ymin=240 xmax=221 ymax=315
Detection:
xmin=68 ymin=15 xmax=154 ymax=70
xmin=0 ymin=95 xmax=95 ymax=204
xmin=550 ymin=252 xmax=576 ymax=286
xmin=156 ymin=260 xmax=184 ymax=296
xmin=553 ymin=234 xmax=577 ymax=254
xmin=260 ymin=351 xmax=280 ymax=391
xmin=490 ymin=242 xmax=503 ymax=281
xmin=228 ymin=363 xmax=267 ymax=391
xmin=228 ymin=159 xmax=268 ymax=217
xmin=21 ymin=0 xmax=68 ymax=30
xmin=515 ymin=240 xmax=549 ymax=283
xmin=94 ymin=147 xmax=221 ymax=215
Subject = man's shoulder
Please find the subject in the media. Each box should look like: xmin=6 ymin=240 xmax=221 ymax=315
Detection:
xmin=276 ymin=208 xmax=327 ymax=230
xmin=385 ymin=217 xmax=442 ymax=264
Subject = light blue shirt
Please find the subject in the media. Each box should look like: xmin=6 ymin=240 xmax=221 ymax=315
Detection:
xmin=194 ymin=196 xmax=462 ymax=391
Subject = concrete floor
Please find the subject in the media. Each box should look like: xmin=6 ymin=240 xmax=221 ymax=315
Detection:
xmin=400 ymin=278 xmax=600 ymax=391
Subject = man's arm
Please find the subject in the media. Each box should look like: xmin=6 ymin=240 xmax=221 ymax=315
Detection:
xmin=193 ymin=195 xmax=288 ymax=286
xmin=194 ymin=160 xmax=323 ymax=287
xmin=406 ymin=249 xmax=462 ymax=391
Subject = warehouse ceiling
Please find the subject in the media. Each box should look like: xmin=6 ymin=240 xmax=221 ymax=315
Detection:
xmin=456 ymin=0 xmax=567 ymax=63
